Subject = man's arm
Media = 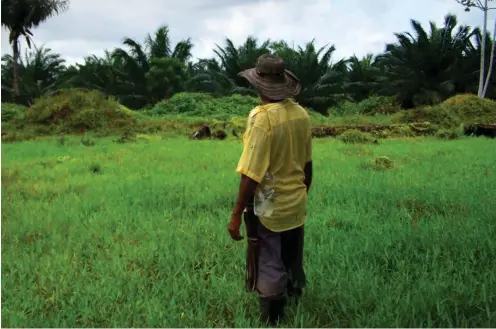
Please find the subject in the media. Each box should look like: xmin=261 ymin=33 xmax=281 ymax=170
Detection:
xmin=228 ymin=113 xmax=271 ymax=241
xmin=304 ymin=128 xmax=313 ymax=193
xmin=304 ymin=161 xmax=312 ymax=192
xmin=232 ymin=175 xmax=258 ymax=218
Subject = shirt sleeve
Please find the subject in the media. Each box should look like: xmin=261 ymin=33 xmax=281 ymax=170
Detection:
xmin=236 ymin=113 xmax=271 ymax=183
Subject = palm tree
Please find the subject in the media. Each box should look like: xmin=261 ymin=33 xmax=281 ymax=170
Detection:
xmin=213 ymin=36 xmax=271 ymax=91
xmin=345 ymin=54 xmax=382 ymax=102
xmin=271 ymin=40 xmax=348 ymax=114
xmin=181 ymin=36 xmax=271 ymax=96
xmin=1 ymin=46 xmax=66 ymax=105
xmin=58 ymin=51 xmax=129 ymax=100
xmin=185 ymin=58 xmax=238 ymax=95
xmin=144 ymin=25 xmax=194 ymax=63
xmin=378 ymin=14 xmax=475 ymax=108
xmin=1 ymin=0 xmax=69 ymax=99
xmin=111 ymin=24 xmax=193 ymax=108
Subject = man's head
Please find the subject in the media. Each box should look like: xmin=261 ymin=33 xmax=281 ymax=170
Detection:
xmin=238 ymin=54 xmax=301 ymax=102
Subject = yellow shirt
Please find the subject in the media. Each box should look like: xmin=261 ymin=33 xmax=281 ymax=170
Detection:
xmin=236 ymin=98 xmax=312 ymax=232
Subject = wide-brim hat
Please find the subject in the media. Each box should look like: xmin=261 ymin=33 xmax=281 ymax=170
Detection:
xmin=238 ymin=54 xmax=301 ymax=100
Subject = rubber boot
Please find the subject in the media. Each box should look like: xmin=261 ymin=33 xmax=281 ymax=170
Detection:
xmin=286 ymin=281 xmax=303 ymax=305
xmin=259 ymin=296 xmax=286 ymax=325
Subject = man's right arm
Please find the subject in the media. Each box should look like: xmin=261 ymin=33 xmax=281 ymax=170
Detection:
xmin=304 ymin=161 xmax=312 ymax=192
xmin=304 ymin=129 xmax=312 ymax=193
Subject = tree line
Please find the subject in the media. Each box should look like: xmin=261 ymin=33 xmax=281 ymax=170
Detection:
xmin=2 ymin=8 xmax=496 ymax=114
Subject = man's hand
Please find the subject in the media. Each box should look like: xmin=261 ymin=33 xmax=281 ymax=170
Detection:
xmin=227 ymin=213 xmax=244 ymax=241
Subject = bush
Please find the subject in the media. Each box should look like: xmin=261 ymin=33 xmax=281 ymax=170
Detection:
xmin=374 ymin=156 xmax=394 ymax=169
xmin=442 ymin=94 xmax=496 ymax=124
xmin=1 ymin=103 xmax=28 ymax=122
xmin=392 ymin=105 xmax=459 ymax=128
xmin=357 ymin=96 xmax=400 ymax=115
xmin=330 ymin=101 xmax=361 ymax=116
xmin=329 ymin=96 xmax=400 ymax=116
xmin=151 ymin=92 xmax=259 ymax=120
xmin=392 ymin=94 xmax=496 ymax=128
xmin=338 ymin=129 xmax=376 ymax=144
xmin=25 ymin=89 xmax=137 ymax=134
xmin=436 ymin=128 xmax=462 ymax=140
xmin=360 ymin=156 xmax=394 ymax=171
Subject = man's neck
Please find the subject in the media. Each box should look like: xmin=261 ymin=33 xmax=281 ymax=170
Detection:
xmin=260 ymin=97 xmax=286 ymax=105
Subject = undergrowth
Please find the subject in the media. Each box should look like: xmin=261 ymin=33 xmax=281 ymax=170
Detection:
xmin=338 ymin=129 xmax=376 ymax=144
xmin=2 ymin=91 xmax=494 ymax=143
xmin=393 ymin=94 xmax=496 ymax=127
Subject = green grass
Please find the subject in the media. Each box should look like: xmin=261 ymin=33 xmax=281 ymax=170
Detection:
xmin=2 ymin=136 xmax=496 ymax=327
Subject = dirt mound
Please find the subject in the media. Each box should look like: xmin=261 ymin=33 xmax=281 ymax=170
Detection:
xmin=442 ymin=94 xmax=496 ymax=121
xmin=393 ymin=94 xmax=496 ymax=128
xmin=25 ymin=89 xmax=137 ymax=133
xmin=312 ymin=122 xmax=436 ymax=139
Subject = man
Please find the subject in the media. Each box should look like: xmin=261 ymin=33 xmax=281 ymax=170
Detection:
xmin=227 ymin=54 xmax=313 ymax=325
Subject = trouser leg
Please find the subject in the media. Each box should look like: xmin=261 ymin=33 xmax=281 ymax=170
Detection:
xmin=256 ymin=222 xmax=287 ymax=325
xmin=281 ymin=225 xmax=306 ymax=303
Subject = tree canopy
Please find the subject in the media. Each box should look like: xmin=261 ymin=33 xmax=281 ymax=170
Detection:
xmin=2 ymin=13 xmax=495 ymax=114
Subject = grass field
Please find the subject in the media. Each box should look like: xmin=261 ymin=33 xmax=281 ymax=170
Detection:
xmin=1 ymin=135 xmax=496 ymax=327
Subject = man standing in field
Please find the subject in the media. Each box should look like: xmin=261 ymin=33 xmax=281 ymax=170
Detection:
xmin=227 ymin=54 xmax=313 ymax=325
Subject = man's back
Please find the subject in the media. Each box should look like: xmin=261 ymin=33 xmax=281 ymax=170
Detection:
xmin=236 ymin=98 xmax=312 ymax=232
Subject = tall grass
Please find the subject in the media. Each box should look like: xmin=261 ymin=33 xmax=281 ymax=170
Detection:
xmin=1 ymin=136 xmax=496 ymax=327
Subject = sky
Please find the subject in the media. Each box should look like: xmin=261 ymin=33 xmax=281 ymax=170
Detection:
xmin=1 ymin=0 xmax=493 ymax=66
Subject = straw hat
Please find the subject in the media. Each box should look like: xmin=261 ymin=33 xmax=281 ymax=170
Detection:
xmin=238 ymin=54 xmax=301 ymax=100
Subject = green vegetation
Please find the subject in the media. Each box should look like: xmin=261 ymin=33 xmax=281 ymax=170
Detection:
xmin=149 ymin=92 xmax=259 ymax=120
xmin=3 ymin=90 xmax=495 ymax=144
xmin=1 ymin=102 xmax=27 ymax=122
xmin=337 ymin=129 xmax=376 ymax=144
xmin=393 ymin=94 xmax=496 ymax=128
xmin=3 ymin=12 xmax=496 ymax=116
xmin=2 ymin=3 xmax=496 ymax=328
xmin=2 ymin=137 xmax=495 ymax=327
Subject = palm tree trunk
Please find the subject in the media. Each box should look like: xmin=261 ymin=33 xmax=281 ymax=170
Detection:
xmin=482 ymin=17 xmax=496 ymax=97
xmin=478 ymin=0 xmax=488 ymax=97
xmin=12 ymin=37 xmax=20 ymax=98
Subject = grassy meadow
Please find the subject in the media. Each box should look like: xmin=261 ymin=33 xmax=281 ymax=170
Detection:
xmin=1 ymin=135 xmax=496 ymax=327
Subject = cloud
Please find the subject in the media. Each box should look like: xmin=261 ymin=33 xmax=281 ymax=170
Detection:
xmin=1 ymin=0 xmax=492 ymax=66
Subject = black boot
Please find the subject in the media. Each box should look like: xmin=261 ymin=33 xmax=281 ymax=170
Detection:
xmin=286 ymin=281 xmax=303 ymax=305
xmin=259 ymin=296 xmax=286 ymax=325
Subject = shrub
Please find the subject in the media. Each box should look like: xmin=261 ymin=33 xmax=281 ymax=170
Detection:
xmin=329 ymin=96 xmax=400 ymax=116
xmin=25 ymin=89 xmax=137 ymax=134
xmin=338 ymin=129 xmax=376 ymax=144
xmin=374 ymin=156 xmax=394 ymax=170
xmin=442 ymin=94 xmax=496 ymax=124
xmin=1 ymin=103 xmax=28 ymax=122
xmin=331 ymin=101 xmax=361 ymax=116
xmin=392 ymin=94 xmax=496 ymax=128
xmin=151 ymin=92 xmax=259 ymax=120
xmin=357 ymin=96 xmax=400 ymax=115
xmin=360 ymin=156 xmax=394 ymax=171
xmin=89 ymin=163 xmax=102 ymax=174
xmin=81 ymin=135 xmax=95 ymax=146
xmin=436 ymin=128 xmax=462 ymax=140
xmin=392 ymin=105 xmax=460 ymax=128
xmin=389 ymin=124 xmax=416 ymax=137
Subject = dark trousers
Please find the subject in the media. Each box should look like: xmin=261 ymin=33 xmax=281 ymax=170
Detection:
xmin=244 ymin=210 xmax=306 ymax=299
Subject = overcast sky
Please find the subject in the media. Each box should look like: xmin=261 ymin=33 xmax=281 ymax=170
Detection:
xmin=1 ymin=0 xmax=492 ymax=65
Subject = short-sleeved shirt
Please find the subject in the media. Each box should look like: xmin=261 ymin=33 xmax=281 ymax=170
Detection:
xmin=236 ymin=98 xmax=312 ymax=232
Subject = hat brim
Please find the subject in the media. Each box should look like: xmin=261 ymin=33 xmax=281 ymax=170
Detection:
xmin=238 ymin=68 xmax=301 ymax=100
